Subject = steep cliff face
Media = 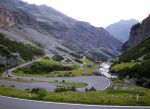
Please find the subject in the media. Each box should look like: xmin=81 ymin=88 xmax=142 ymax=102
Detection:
xmin=0 ymin=5 xmax=15 ymax=27
xmin=0 ymin=3 xmax=37 ymax=28
xmin=123 ymin=14 xmax=150 ymax=50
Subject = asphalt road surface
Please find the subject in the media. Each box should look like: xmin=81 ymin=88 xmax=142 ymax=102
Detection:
xmin=12 ymin=76 xmax=110 ymax=91
xmin=0 ymin=76 xmax=110 ymax=92
xmin=0 ymin=96 xmax=149 ymax=109
xmin=0 ymin=80 xmax=56 ymax=92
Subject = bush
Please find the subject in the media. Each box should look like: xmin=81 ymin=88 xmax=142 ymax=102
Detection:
xmin=31 ymin=88 xmax=47 ymax=98
xmin=52 ymin=54 xmax=64 ymax=62
xmin=74 ymin=59 xmax=83 ymax=64
xmin=37 ymin=88 xmax=47 ymax=98
xmin=85 ymin=87 xmax=88 ymax=91
xmin=62 ymin=80 xmax=65 ymax=83
xmin=85 ymin=86 xmax=96 ymax=91
xmin=55 ymin=86 xmax=76 ymax=92
xmin=89 ymin=86 xmax=96 ymax=91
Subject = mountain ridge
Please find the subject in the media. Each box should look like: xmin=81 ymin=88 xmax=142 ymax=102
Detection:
xmin=106 ymin=19 xmax=139 ymax=42
xmin=0 ymin=0 xmax=122 ymax=61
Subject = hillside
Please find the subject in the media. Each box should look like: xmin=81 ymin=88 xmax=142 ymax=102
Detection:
xmin=0 ymin=33 xmax=44 ymax=73
xmin=111 ymin=15 xmax=150 ymax=88
xmin=111 ymin=38 xmax=150 ymax=88
xmin=123 ymin=14 xmax=150 ymax=50
xmin=120 ymin=38 xmax=150 ymax=62
xmin=106 ymin=19 xmax=139 ymax=42
xmin=0 ymin=0 xmax=122 ymax=61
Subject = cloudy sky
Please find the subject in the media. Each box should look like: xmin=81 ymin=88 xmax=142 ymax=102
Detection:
xmin=22 ymin=0 xmax=150 ymax=27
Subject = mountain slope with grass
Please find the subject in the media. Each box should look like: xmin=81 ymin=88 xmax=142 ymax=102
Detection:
xmin=0 ymin=0 xmax=122 ymax=61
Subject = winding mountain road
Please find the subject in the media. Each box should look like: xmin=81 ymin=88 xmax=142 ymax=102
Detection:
xmin=0 ymin=59 xmax=150 ymax=109
xmin=1 ymin=54 xmax=111 ymax=92
xmin=0 ymin=76 xmax=110 ymax=92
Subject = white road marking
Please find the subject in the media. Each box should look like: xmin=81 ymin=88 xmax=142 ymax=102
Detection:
xmin=0 ymin=95 xmax=150 ymax=108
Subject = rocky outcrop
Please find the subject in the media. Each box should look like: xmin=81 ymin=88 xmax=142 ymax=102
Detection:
xmin=0 ymin=5 xmax=15 ymax=27
xmin=123 ymin=14 xmax=150 ymax=50
xmin=0 ymin=3 xmax=37 ymax=28
xmin=0 ymin=55 xmax=19 ymax=66
xmin=0 ymin=44 xmax=21 ymax=66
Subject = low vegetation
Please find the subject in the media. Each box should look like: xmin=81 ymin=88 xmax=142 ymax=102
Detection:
xmin=112 ymin=37 xmax=150 ymax=88
xmin=0 ymin=82 xmax=150 ymax=106
xmin=56 ymin=82 xmax=88 ymax=88
xmin=120 ymin=38 xmax=150 ymax=62
xmin=110 ymin=62 xmax=139 ymax=78
xmin=15 ymin=59 xmax=73 ymax=74
xmin=54 ymin=85 xmax=76 ymax=92
xmin=74 ymin=59 xmax=83 ymax=63
xmin=52 ymin=54 xmax=64 ymax=62
xmin=13 ymin=58 xmax=99 ymax=77
xmin=111 ymin=60 xmax=150 ymax=88
xmin=0 ymin=33 xmax=44 ymax=60
xmin=111 ymin=62 xmax=139 ymax=72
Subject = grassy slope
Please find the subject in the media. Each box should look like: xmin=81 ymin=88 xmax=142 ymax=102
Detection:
xmin=13 ymin=58 xmax=99 ymax=77
xmin=120 ymin=38 xmax=150 ymax=62
xmin=112 ymin=37 xmax=150 ymax=80
xmin=111 ymin=62 xmax=139 ymax=73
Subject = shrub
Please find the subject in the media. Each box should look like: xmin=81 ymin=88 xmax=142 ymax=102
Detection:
xmin=89 ymin=86 xmax=96 ymax=91
xmin=62 ymin=80 xmax=65 ymax=83
xmin=55 ymin=86 xmax=76 ymax=92
xmin=10 ymin=85 xmax=15 ymax=88
xmin=37 ymin=88 xmax=47 ymax=98
xmin=74 ymin=59 xmax=83 ymax=64
xmin=52 ymin=54 xmax=64 ymax=62
xmin=85 ymin=87 xmax=88 ymax=91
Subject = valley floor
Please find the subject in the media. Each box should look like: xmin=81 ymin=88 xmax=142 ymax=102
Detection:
xmin=0 ymin=58 xmax=150 ymax=106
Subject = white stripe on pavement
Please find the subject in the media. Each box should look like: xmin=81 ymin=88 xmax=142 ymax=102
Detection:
xmin=0 ymin=95 xmax=150 ymax=108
